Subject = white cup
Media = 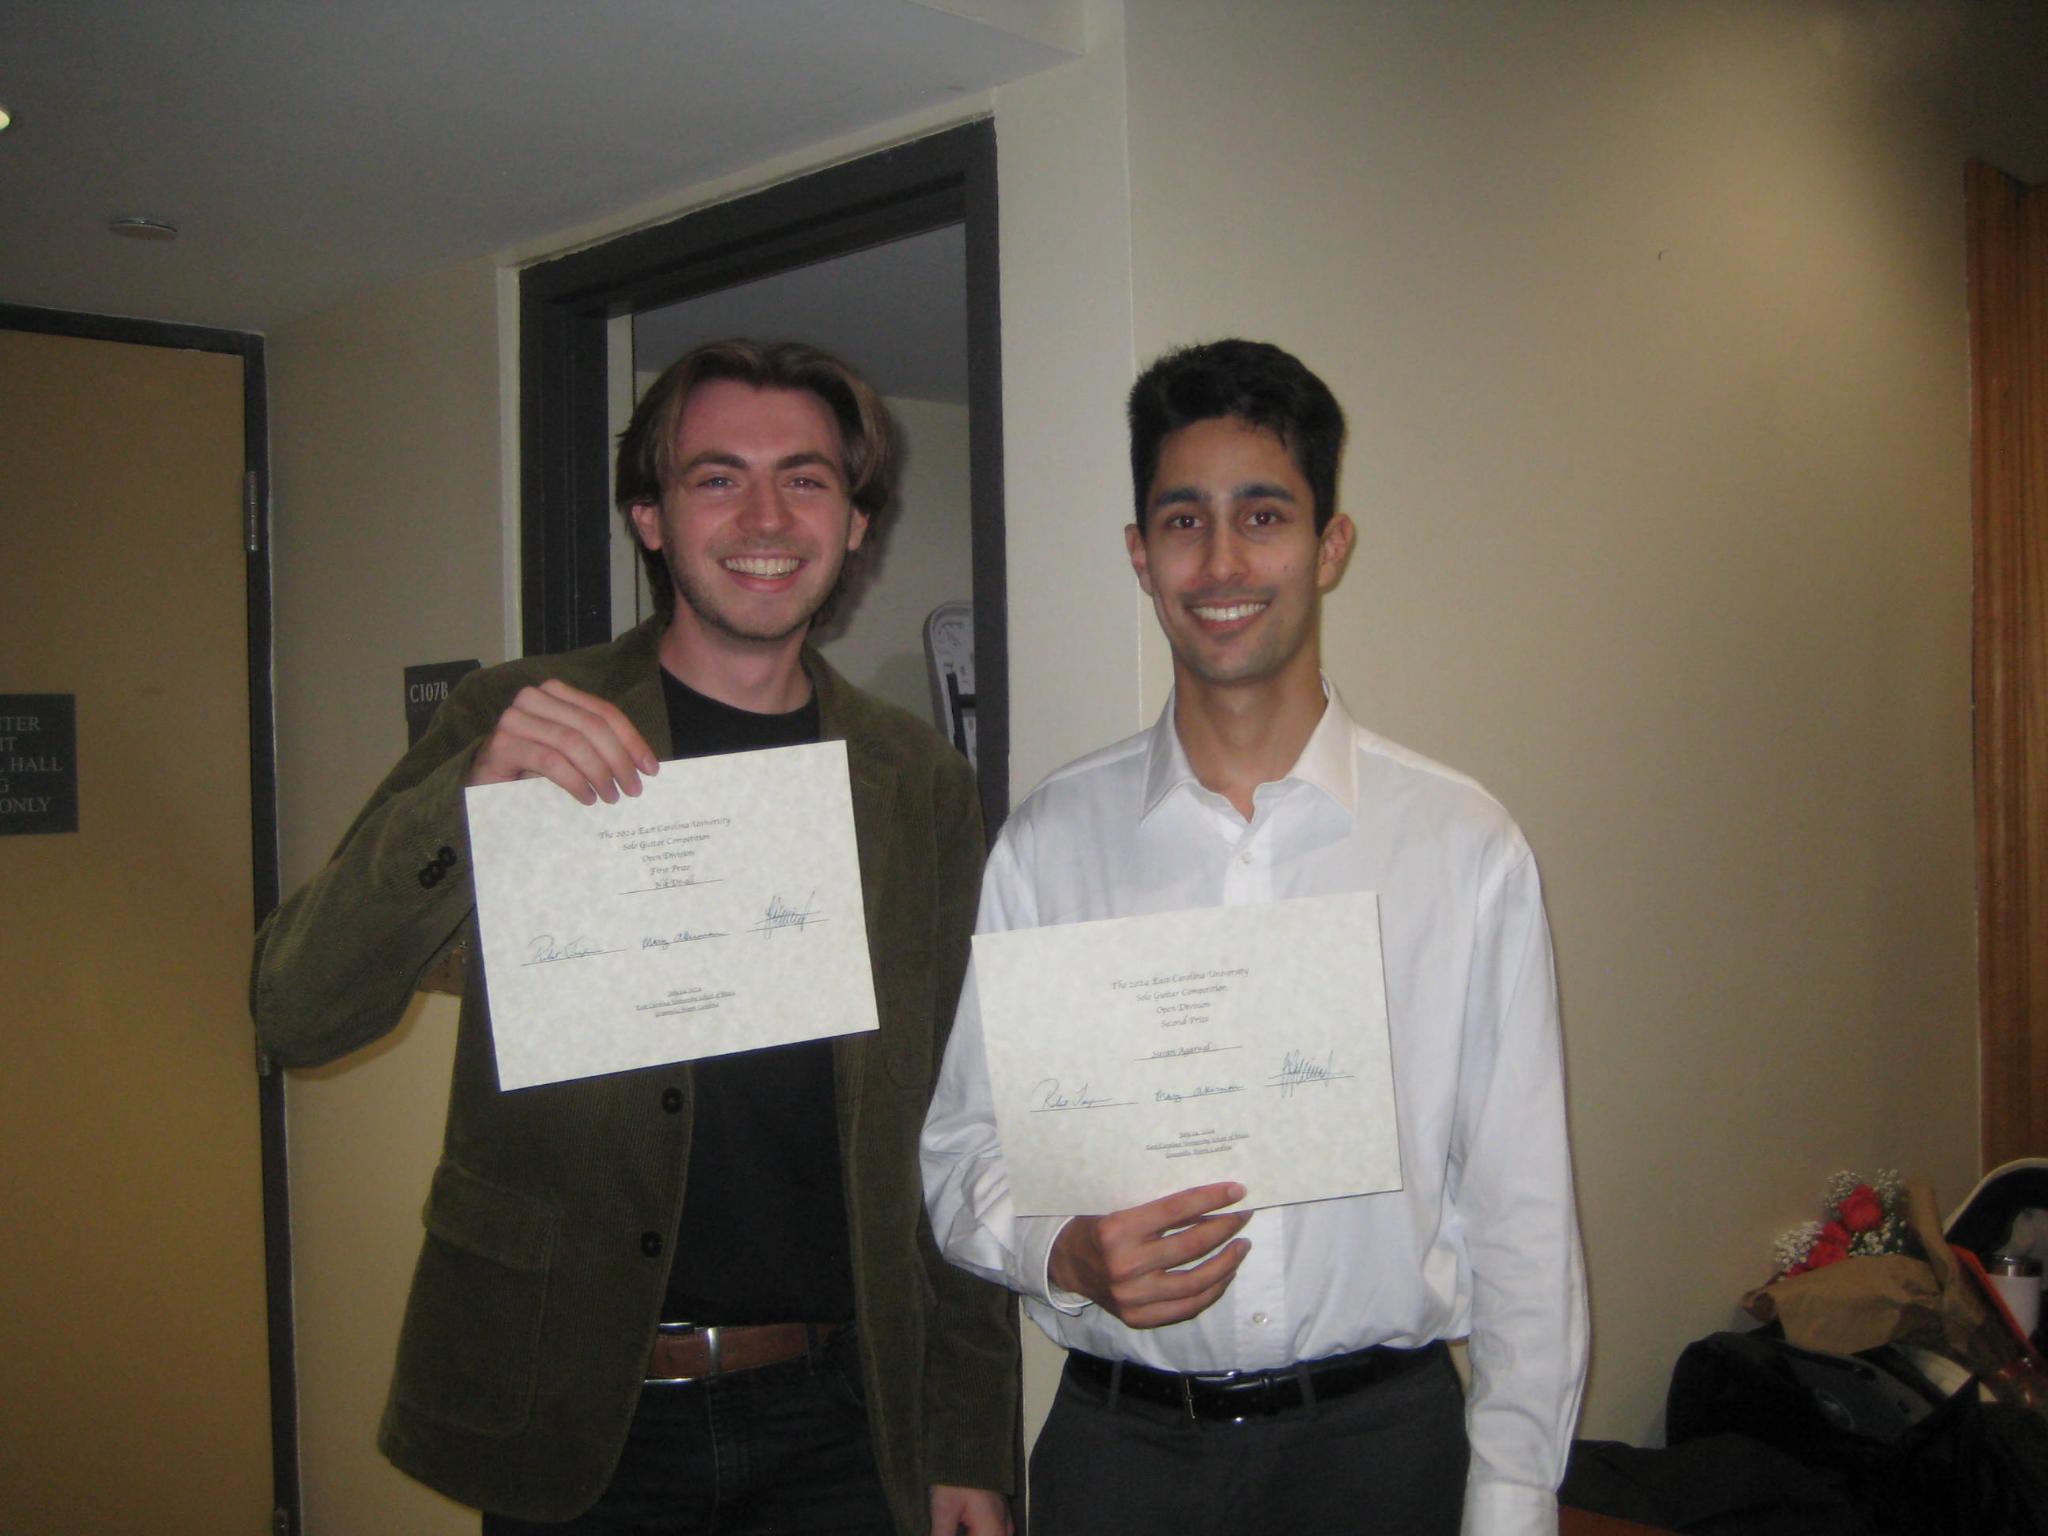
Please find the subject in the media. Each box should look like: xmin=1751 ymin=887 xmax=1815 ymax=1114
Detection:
xmin=1987 ymin=1260 xmax=2041 ymax=1341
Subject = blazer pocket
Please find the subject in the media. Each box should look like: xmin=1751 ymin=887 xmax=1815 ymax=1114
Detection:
xmin=390 ymin=1160 xmax=556 ymax=1438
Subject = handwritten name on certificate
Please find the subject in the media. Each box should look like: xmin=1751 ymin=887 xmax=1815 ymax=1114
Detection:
xmin=972 ymin=892 xmax=1401 ymax=1215
xmin=464 ymin=740 xmax=877 ymax=1090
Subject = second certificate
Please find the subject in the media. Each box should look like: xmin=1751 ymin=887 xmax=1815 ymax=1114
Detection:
xmin=972 ymin=891 xmax=1402 ymax=1216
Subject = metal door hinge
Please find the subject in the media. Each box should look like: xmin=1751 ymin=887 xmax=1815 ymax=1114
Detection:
xmin=245 ymin=470 xmax=261 ymax=555
xmin=272 ymin=1506 xmax=292 ymax=1536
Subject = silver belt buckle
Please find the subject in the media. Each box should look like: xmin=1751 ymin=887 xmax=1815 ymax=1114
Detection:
xmin=648 ymin=1321 xmax=722 ymax=1385
xmin=1181 ymin=1368 xmax=1241 ymax=1419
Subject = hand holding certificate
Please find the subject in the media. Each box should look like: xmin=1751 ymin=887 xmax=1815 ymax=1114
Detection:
xmin=464 ymin=740 xmax=877 ymax=1089
xmin=970 ymin=891 xmax=1402 ymax=1215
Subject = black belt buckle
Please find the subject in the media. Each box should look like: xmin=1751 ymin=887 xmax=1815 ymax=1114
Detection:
xmin=1183 ymin=1368 xmax=1288 ymax=1421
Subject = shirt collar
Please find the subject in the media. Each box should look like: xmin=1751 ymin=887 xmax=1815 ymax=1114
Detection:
xmin=1139 ymin=678 xmax=1360 ymax=822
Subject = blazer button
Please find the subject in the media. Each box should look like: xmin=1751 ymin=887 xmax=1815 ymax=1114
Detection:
xmin=640 ymin=1231 xmax=664 ymax=1258
xmin=660 ymin=1087 xmax=683 ymax=1113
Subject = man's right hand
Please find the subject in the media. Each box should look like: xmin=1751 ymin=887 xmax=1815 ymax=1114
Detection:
xmin=466 ymin=679 xmax=660 ymax=804
xmin=1047 ymin=1182 xmax=1252 ymax=1329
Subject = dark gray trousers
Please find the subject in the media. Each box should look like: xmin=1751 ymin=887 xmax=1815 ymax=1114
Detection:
xmin=1028 ymin=1345 xmax=1470 ymax=1536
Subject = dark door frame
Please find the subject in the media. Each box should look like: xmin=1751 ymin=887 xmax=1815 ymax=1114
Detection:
xmin=0 ymin=301 xmax=294 ymax=1533
xmin=518 ymin=117 xmax=1009 ymax=828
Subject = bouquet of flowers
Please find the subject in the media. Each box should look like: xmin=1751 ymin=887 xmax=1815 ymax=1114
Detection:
xmin=1770 ymin=1169 xmax=1911 ymax=1278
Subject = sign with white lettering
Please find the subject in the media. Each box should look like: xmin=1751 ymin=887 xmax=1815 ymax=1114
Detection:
xmin=405 ymin=660 xmax=481 ymax=746
xmin=0 ymin=694 xmax=79 ymax=836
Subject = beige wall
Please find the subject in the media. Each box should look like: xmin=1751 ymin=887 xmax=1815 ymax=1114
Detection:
xmin=994 ymin=9 xmax=1145 ymax=792
xmin=263 ymin=2 xmax=2048 ymax=1523
xmin=985 ymin=1 xmax=1142 ymax=1439
xmin=270 ymin=255 xmax=506 ymax=1535
xmin=1107 ymin=0 xmax=2048 ymax=1439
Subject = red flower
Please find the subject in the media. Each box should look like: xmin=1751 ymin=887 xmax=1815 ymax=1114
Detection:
xmin=1838 ymin=1185 xmax=1884 ymax=1234
xmin=1804 ymin=1236 xmax=1852 ymax=1272
xmin=1819 ymin=1219 xmax=1852 ymax=1246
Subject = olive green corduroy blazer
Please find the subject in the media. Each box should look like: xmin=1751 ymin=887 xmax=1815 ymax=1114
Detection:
xmin=253 ymin=620 xmax=1017 ymax=1526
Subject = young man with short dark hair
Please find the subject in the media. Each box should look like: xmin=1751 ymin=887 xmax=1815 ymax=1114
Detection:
xmin=922 ymin=339 xmax=1586 ymax=1536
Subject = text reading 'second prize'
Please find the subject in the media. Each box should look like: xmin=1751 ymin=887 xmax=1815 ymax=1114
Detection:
xmin=465 ymin=740 xmax=876 ymax=1090
xmin=972 ymin=892 xmax=1401 ymax=1215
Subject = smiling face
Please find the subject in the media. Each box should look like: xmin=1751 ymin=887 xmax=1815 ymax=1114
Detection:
xmin=629 ymin=379 xmax=870 ymax=658
xmin=1127 ymin=415 xmax=1353 ymax=700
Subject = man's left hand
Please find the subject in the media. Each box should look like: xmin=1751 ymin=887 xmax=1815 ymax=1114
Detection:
xmin=929 ymin=1483 xmax=1012 ymax=1536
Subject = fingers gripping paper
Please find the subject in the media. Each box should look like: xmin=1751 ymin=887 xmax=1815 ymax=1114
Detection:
xmin=971 ymin=892 xmax=1402 ymax=1215
xmin=464 ymin=740 xmax=877 ymax=1090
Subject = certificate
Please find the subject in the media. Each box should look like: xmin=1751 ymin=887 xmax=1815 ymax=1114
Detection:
xmin=464 ymin=740 xmax=876 ymax=1090
xmin=971 ymin=892 xmax=1400 ymax=1214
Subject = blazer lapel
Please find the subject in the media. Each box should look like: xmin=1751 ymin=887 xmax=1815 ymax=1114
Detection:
xmin=610 ymin=622 xmax=673 ymax=759
xmin=812 ymin=653 xmax=898 ymax=1144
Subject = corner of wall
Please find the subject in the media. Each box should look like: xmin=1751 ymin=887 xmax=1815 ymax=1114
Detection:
xmin=994 ymin=1 xmax=1148 ymax=796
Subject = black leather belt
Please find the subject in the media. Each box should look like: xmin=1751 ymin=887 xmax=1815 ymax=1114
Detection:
xmin=1064 ymin=1341 xmax=1443 ymax=1421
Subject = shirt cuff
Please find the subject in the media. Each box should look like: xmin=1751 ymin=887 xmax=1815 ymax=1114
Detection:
xmin=1020 ymin=1215 xmax=1092 ymax=1313
xmin=1461 ymin=1477 xmax=1557 ymax=1536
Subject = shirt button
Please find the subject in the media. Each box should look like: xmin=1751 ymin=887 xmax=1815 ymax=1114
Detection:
xmin=660 ymin=1087 xmax=683 ymax=1113
xmin=1251 ymin=1311 xmax=1269 ymax=1325
xmin=640 ymin=1231 xmax=664 ymax=1258
xmin=1239 ymin=850 xmax=1253 ymax=865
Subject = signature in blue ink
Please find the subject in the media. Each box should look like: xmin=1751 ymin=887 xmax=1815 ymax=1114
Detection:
xmin=1266 ymin=1048 xmax=1348 ymax=1097
xmin=1153 ymin=1083 xmax=1244 ymax=1103
xmin=641 ymin=929 xmax=726 ymax=949
xmin=751 ymin=890 xmax=826 ymax=934
xmin=1031 ymin=1079 xmax=1133 ymax=1112
xmin=524 ymin=934 xmax=616 ymax=965
xmin=1138 ymin=1042 xmax=1236 ymax=1061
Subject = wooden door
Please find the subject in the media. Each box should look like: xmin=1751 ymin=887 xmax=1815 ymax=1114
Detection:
xmin=0 ymin=327 xmax=271 ymax=1532
xmin=1969 ymin=160 xmax=2048 ymax=1170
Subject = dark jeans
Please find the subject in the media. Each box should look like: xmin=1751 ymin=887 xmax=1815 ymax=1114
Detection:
xmin=1029 ymin=1344 xmax=1471 ymax=1536
xmin=482 ymin=1330 xmax=894 ymax=1536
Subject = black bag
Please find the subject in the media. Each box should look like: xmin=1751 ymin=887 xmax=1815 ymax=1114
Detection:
xmin=1665 ymin=1327 xmax=2048 ymax=1536
xmin=1560 ymin=1433 xmax=1861 ymax=1535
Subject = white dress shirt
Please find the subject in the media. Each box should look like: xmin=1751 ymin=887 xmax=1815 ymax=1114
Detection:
xmin=921 ymin=683 xmax=1588 ymax=1536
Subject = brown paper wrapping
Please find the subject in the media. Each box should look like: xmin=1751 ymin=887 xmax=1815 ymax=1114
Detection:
xmin=1742 ymin=1178 xmax=1995 ymax=1359
xmin=1742 ymin=1254 xmax=1948 ymax=1355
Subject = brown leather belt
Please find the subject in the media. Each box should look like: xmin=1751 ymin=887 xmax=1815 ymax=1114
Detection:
xmin=645 ymin=1322 xmax=843 ymax=1383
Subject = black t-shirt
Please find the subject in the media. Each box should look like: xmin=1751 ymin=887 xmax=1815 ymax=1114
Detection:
xmin=657 ymin=667 xmax=855 ymax=1325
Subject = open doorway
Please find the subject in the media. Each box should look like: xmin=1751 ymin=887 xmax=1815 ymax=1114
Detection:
xmin=520 ymin=120 xmax=1007 ymax=827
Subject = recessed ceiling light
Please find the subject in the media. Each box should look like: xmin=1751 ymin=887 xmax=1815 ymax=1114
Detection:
xmin=108 ymin=216 xmax=179 ymax=241
xmin=0 ymin=104 xmax=12 ymax=132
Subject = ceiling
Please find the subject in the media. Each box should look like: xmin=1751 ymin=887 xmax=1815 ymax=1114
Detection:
xmin=0 ymin=0 xmax=1072 ymax=334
